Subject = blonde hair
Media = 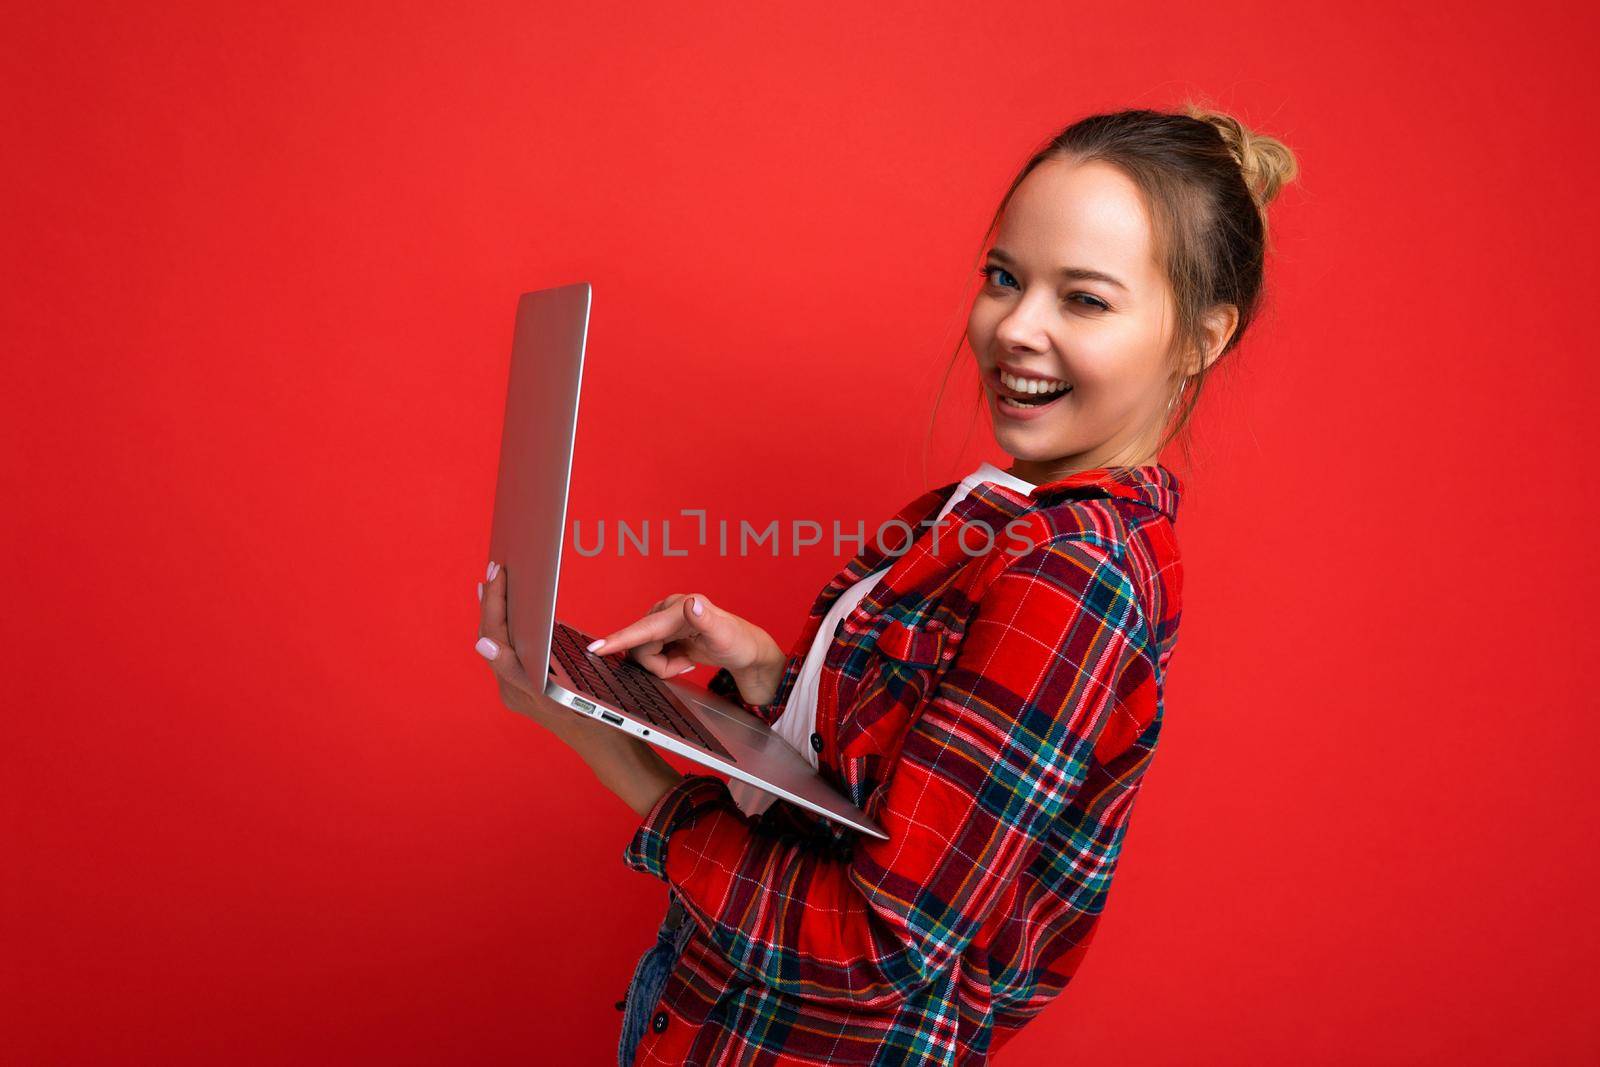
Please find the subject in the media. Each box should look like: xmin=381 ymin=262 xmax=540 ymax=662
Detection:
xmin=1184 ymin=103 xmax=1300 ymax=226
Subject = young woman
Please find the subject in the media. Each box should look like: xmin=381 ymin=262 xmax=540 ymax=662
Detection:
xmin=473 ymin=104 xmax=1298 ymax=1065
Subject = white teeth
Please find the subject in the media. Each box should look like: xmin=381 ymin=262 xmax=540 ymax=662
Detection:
xmin=1000 ymin=370 xmax=1069 ymax=395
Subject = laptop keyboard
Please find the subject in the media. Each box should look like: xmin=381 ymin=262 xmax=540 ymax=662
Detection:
xmin=550 ymin=621 xmax=735 ymax=762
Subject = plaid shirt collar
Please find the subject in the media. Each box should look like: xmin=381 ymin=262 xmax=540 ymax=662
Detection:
xmin=813 ymin=462 xmax=1182 ymax=619
xmin=919 ymin=462 xmax=1183 ymax=530
xmin=1023 ymin=462 xmax=1183 ymax=523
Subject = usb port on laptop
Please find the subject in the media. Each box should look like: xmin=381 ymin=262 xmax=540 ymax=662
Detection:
xmin=599 ymin=711 xmax=624 ymax=726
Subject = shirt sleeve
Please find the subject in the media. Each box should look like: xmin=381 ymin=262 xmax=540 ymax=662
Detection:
xmin=621 ymin=536 xmax=1148 ymax=1007
xmin=705 ymin=661 xmax=796 ymax=725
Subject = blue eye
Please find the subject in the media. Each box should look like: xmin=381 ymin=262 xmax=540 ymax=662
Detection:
xmin=980 ymin=266 xmax=1111 ymax=312
xmin=978 ymin=265 xmax=1018 ymax=289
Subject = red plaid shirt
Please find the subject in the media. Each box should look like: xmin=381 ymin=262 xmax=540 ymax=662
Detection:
xmin=621 ymin=464 xmax=1184 ymax=1065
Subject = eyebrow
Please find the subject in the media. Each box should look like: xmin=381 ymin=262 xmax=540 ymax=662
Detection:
xmin=986 ymin=247 xmax=1128 ymax=292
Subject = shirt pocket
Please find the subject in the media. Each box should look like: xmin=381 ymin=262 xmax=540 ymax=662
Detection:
xmin=875 ymin=615 xmax=952 ymax=668
xmin=838 ymin=617 xmax=959 ymax=764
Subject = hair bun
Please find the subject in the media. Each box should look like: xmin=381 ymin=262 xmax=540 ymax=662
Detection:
xmin=1184 ymin=104 xmax=1300 ymax=211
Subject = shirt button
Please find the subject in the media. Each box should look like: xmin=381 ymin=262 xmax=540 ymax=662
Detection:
xmin=810 ymin=733 xmax=824 ymax=753
xmin=651 ymin=1010 xmax=670 ymax=1033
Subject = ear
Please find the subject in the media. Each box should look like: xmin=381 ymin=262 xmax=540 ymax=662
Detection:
xmin=1184 ymin=304 xmax=1239 ymax=376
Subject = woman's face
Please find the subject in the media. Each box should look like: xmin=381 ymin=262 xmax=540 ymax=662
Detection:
xmin=967 ymin=157 xmax=1181 ymax=480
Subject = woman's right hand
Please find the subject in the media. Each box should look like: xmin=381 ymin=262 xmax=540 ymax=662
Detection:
xmin=586 ymin=593 xmax=787 ymax=706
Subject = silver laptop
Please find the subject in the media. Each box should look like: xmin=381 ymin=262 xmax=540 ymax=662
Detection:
xmin=486 ymin=281 xmax=887 ymax=841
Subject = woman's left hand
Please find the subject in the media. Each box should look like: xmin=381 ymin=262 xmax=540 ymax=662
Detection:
xmin=472 ymin=560 xmax=600 ymax=741
xmin=473 ymin=560 xmax=683 ymax=816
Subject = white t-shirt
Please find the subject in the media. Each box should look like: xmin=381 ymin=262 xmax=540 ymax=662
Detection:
xmin=729 ymin=462 xmax=1037 ymax=817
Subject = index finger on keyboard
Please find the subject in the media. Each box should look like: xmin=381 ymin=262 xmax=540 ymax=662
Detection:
xmin=587 ymin=607 xmax=682 ymax=656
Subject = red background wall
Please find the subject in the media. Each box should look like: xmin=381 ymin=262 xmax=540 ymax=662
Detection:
xmin=5 ymin=2 xmax=1597 ymax=1063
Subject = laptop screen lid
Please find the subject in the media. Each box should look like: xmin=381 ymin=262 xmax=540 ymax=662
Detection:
xmin=486 ymin=281 xmax=591 ymax=683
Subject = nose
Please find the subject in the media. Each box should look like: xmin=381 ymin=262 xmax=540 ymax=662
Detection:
xmin=994 ymin=295 xmax=1052 ymax=351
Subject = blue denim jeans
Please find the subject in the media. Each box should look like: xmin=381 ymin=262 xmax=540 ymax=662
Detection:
xmin=617 ymin=893 xmax=695 ymax=1067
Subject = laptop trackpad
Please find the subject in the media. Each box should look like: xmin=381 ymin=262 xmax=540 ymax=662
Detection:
xmin=686 ymin=697 xmax=772 ymax=740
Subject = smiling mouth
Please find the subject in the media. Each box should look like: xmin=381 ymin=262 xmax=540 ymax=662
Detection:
xmin=989 ymin=367 xmax=1072 ymax=409
xmin=999 ymin=388 xmax=1069 ymax=408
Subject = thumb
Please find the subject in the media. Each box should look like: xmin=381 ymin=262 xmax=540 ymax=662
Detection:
xmin=682 ymin=594 xmax=738 ymax=652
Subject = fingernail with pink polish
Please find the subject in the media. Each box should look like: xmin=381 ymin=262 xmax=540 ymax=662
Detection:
xmin=486 ymin=561 xmax=501 ymax=581
xmin=476 ymin=581 xmax=484 ymax=603
xmin=475 ymin=637 xmax=498 ymax=660
xmin=676 ymin=664 xmax=696 ymax=675
xmin=691 ymin=598 xmax=703 ymax=617
xmin=586 ymin=638 xmax=605 ymax=653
